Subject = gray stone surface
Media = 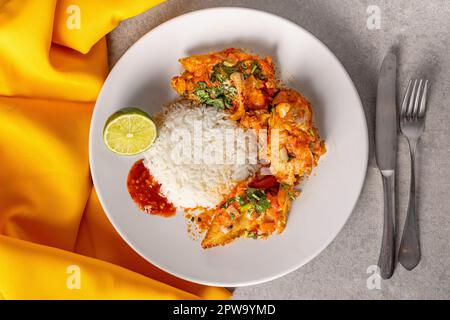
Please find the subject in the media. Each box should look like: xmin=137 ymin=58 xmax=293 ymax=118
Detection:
xmin=108 ymin=0 xmax=450 ymax=299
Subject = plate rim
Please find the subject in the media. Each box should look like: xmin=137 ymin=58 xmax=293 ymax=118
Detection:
xmin=89 ymin=6 xmax=369 ymax=287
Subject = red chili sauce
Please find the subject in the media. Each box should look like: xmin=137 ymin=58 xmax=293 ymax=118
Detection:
xmin=127 ymin=160 xmax=176 ymax=217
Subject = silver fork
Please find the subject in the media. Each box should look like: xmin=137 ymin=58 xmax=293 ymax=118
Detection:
xmin=398 ymin=79 xmax=429 ymax=270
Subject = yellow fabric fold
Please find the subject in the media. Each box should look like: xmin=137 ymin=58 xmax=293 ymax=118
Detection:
xmin=0 ymin=0 xmax=230 ymax=299
xmin=0 ymin=235 xmax=199 ymax=300
xmin=53 ymin=0 xmax=166 ymax=54
xmin=0 ymin=0 xmax=108 ymax=100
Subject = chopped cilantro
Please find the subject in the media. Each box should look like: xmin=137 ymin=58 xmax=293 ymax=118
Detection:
xmin=222 ymin=195 xmax=247 ymax=210
xmin=249 ymin=61 xmax=266 ymax=80
xmin=206 ymin=98 xmax=226 ymax=109
xmin=193 ymin=89 xmax=209 ymax=102
xmin=221 ymin=197 xmax=235 ymax=209
xmin=193 ymin=82 xmax=236 ymax=110
xmin=211 ymin=62 xmax=239 ymax=83
xmin=245 ymin=188 xmax=270 ymax=214
xmin=208 ymin=59 xmax=267 ymax=102
xmin=248 ymin=232 xmax=258 ymax=239
xmin=195 ymin=89 xmax=230 ymax=108
xmin=236 ymin=196 xmax=246 ymax=206
xmin=246 ymin=188 xmax=265 ymax=201
xmin=210 ymin=60 xmax=266 ymax=83
xmin=197 ymin=81 xmax=207 ymax=89
xmin=255 ymin=198 xmax=270 ymax=214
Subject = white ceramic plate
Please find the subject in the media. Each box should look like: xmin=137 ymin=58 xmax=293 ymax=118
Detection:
xmin=90 ymin=7 xmax=368 ymax=287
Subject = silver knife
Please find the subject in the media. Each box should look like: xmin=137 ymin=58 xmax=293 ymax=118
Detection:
xmin=375 ymin=53 xmax=397 ymax=279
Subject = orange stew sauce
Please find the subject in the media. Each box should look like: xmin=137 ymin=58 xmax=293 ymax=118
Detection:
xmin=127 ymin=160 xmax=176 ymax=217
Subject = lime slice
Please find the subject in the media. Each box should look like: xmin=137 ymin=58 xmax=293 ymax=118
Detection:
xmin=103 ymin=108 xmax=157 ymax=155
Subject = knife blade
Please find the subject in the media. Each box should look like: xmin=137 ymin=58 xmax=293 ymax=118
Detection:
xmin=375 ymin=52 xmax=397 ymax=279
xmin=376 ymin=53 xmax=398 ymax=171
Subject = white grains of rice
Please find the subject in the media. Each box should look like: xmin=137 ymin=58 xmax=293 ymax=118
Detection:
xmin=143 ymin=100 xmax=258 ymax=209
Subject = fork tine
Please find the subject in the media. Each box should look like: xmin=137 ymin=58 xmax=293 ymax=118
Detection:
xmin=419 ymin=80 xmax=429 ymax=118
xmin=413 ymin=79 xmax=424 ymax=119
xmin=407 ymin=79 xmax=419 ymax=118
xmin=401 ymin=80 xmax=413 ymax=117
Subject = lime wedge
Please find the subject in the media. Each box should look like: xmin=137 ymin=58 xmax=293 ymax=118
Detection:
xmin=103 ymin=108 xmax=157 ymax=155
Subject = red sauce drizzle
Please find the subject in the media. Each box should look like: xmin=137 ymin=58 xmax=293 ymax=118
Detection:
xmin=127 ymin=159 xmax=176 ymax=217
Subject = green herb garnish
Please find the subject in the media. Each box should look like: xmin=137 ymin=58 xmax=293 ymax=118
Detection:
xmin=222 ymin=195 xmax=247 ymax=210
xmin=197 ymin=81 xmax=207 ymax=89
xmin=248 ymin=232 xmax=258 ymax=239
xmin=223 ymin=189 xmax=271 ymax=216
xmin=211 ymin=60 xmax=266 ymax=83
xmin=236 ymin=196 xmax=246 ymax=206
xmin=245 ymin=188 xmax=270 ymax=214
xmin=193 ymin=82 xmax=236 ymax=110
xmin=246 ymin=188 xmax=265 ymax=201
xmin=211 ymin=62 xmax=240 ymax=83
xmin=193 ymin=89 xmax=209 ymax=101
xmin=255 ymin=198 xmax=270 ymax=214
xmin=221 ymin=197 xmax=235 ymax=209
xmin=249 ymin=61 xmax=266 ymax=80
xmin=206 ymin=98 xmax=226 ymax=109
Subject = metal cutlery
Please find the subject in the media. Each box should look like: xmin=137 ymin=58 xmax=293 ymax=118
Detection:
xmin=375 ymin=53 xmax=398 ymax=280
xmin=398 ymin=79 xmax=429 ymax=270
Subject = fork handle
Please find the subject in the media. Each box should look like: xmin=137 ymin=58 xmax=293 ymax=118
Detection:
xmin=378 ymin=172 xmax=396 ymax=279
xmin=399 ymin=139 xmax=421 ymax=270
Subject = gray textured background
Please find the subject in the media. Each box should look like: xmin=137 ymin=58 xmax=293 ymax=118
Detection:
xmin=108 ymin=0 xmax=450 ymax=299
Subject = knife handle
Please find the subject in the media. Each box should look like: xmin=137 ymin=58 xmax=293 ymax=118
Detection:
xmin=378 ymin=172 xmax=396 ymax=279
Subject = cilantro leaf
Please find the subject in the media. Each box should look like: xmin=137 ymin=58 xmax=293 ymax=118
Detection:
xmin=193 ymin=89 xmax=210 ymax=103
xmin=197 ymin=81 xmax=207 ymax=89
xmin=221 ymin=197 xmax=235 ymax=209
xmin=248 ymin=232 xmax=258 ymax=239
xmin=245 ymin=188 xmax=270 ymax=214
xmin=193 ymin=82 xmax=236 ymax=110
xmin=255 ymin=198 xmax=270 ymax=214
xmin=237 ymin=196 xmax=246 ymax=206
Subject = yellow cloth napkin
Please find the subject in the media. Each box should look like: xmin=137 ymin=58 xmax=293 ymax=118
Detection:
xmin=0 ymin=0 xmax=230 ymax=300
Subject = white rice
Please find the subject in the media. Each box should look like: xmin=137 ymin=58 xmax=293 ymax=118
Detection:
xmin=143 ymin=100 xmax=258 ymax=209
